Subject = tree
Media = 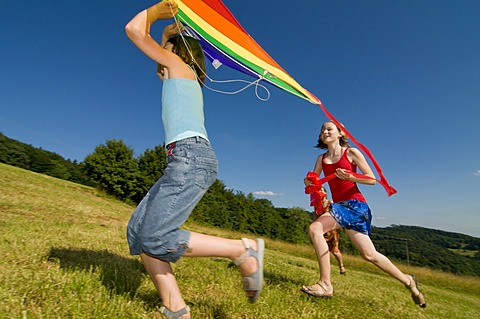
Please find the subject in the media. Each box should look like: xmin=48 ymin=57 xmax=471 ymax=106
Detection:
xmin=82 ymin=139 xmax=142 ymax=203
xmin=137 ymin=144 xmax=167 ymax=191
xmin=0 ymin=133 xmax=30 ymax=169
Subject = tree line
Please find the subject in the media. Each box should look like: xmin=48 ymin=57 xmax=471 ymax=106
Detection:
xmin=1 ymin=132 xmax=479 ymax=275
xmin=0 ymin=133 xmax=93 ymax=186
xmin=371 ymin=225 xmax=480 ymax=276
xmin=0 ymin=132 xmax=313 ymax=244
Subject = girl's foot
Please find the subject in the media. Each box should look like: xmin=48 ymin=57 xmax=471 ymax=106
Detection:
xmin=405 ymin=274 xmax=426 ymax=308
xmin=233 ymin=238 xmax=265 ymax=303
xmin=300 ymin=281 xmax=333 ymax=298
xmin=159 ymin=305 xmax=190 ymax=319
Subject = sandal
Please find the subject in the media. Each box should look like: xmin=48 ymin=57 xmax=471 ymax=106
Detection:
xmin=405 ymin=274 xmax=427 ymax=308
xmin=339 ymin=264 xmax=346 ymax=275
xmin=300 ymin=281 xmax=333 ymax=298
xmin=159 ymin=305 xmax=190 ymax=319
xmin=233 ymin=238 xmax=264 ymax=303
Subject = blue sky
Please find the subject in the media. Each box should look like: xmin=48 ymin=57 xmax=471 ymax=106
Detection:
xmin=1 ymin=0 xmax=479 ymax=237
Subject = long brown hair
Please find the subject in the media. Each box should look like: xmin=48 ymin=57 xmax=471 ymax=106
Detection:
xmin=315 ymin=121 xmax=350 ymax=149
xmin=167 ymin=35 xmax=206 ymax=86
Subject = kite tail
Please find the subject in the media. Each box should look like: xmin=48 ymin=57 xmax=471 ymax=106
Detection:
xmin=308 ymin=94 xmax=397 ymax=196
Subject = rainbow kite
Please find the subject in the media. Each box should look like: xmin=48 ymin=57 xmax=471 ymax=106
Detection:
xmin=175 ymin=0 xmax=397 ymax=196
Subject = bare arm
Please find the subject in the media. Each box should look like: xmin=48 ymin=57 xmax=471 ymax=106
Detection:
xmin=304 ymin=155 xmax=325 ymax=186
xmin=313 ymin=155 xmax=324 ymax=176
xmin=125 ymin=1 xmax=182 ymax=71
xmin=337 ymin=148 xmax=376 ymax=185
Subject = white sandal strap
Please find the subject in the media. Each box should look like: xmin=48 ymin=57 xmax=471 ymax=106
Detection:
xmin=241 ymin=237 xmax=250 ymax=249
xmin=233 ymin=238 xmax=251 ymax=266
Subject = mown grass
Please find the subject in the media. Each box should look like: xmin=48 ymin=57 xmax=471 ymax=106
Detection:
xmin=1 ymin=163 xmax=479 ymax=318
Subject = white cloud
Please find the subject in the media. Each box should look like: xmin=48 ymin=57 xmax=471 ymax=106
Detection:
xmin=253 ymin=191 xmax=283 ymax=197
xmin=474 ymin=170 xmax=480 ymax=177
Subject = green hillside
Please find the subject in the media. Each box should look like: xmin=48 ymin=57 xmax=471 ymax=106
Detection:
xmin=370 ymin=226 xmax=480 ymax=276
xmin=1 ymin=163 xmax=480 ymax=318
xmin=2 ymin=132 xmax=480 ymax=277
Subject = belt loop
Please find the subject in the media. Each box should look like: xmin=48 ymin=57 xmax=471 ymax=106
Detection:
xmin=195 ymin=136 xmax=200 ymax=143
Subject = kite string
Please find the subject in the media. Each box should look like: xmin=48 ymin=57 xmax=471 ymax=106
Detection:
xmin=169 ymin=13 xmax=271 ymax=101
xmin=165 ymin=5 xmax=397 ymax=197
xmin=202 ymin=72 xmax=271 ymax=101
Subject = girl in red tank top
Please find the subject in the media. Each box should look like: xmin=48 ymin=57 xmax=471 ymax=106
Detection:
xmin=321 ymin=150 xmax=366 ymax=203
xmin=300 ymin=121 xmax=426 ymax=308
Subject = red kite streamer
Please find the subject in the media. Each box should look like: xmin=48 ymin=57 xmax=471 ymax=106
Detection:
xmin=175 ymin=0 xmax=397 ymax=196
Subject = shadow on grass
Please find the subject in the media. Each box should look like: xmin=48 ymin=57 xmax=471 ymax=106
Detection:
xmin=46 ymin=247 xmax=303 ymax=314
xmin=46 ymin=247 xmax=145 ymax=298
xmin=227 ymin=258 xmax=307 ymax=287
xmin=265 ymin=270 xmax=308 ymax=287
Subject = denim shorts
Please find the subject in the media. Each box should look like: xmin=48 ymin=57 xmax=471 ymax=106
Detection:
xmin=127 ymin=136 xmax=218 ymax=262
xmin=329 ymin=199 xmax=372 ymax=235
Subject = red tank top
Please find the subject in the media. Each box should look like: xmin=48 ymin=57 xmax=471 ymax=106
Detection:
xmin=322 ymin=149 xmax=366 ymax=203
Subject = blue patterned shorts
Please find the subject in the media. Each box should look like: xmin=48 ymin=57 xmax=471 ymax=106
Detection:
xmin=329 ymin=199 xmax=372 ymax=235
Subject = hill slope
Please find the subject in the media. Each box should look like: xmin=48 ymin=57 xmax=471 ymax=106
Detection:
xmin=3 ymin=131 xmax=480 ymax=276
xmin=370 ymin=225 xmax=480 ymax=276
xmin=1 ymin=163 xmax=479 ymax=318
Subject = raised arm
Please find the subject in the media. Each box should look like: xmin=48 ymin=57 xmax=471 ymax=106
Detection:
xmin=125 ymin=0 xmax=179 ymax=68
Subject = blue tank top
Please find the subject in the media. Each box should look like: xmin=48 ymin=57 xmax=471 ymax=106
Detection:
xmin=162 ymin=77 xmax=209 ymax=145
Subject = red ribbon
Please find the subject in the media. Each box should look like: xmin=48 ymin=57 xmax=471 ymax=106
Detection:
xmin=307 ymin=93 xmax=397 ymax=197
xmin=304 ymin=171 xmax=335 ymax=214
xmin=304 ymin=170 xmax=393 ymax=213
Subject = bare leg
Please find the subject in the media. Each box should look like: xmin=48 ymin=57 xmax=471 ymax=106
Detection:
xmin=185 ymin=232 xmax=259 ymax=278
xmin=331 ymin=250 xmax=346 ymax=274
xmin=141 ymin=232 xmax=260 ymax=319
xmin=140 ymin=253 xmax=188 ymax=316
xmin=346 ymin=229 xmax=422 ymax=296
xmin=306 ymin=214 xmax=339 ymax=288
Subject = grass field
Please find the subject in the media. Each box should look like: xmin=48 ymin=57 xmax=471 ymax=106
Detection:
xmin=1 ymin=163 xmax=479 ymax=318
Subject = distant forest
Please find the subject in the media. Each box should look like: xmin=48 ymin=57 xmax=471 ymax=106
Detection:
xmin=1 ymin=132 xmax=479 ymax=276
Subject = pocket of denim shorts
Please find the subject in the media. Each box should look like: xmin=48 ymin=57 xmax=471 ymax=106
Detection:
xmin=163 ymin=149 xmax=189 ymax=186
xmin=194 ymin=156 xmax=218 ymax=189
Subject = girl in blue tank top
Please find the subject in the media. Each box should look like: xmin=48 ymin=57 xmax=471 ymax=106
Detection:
xmin=125 ymin=1 xmax=264 ymax=318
